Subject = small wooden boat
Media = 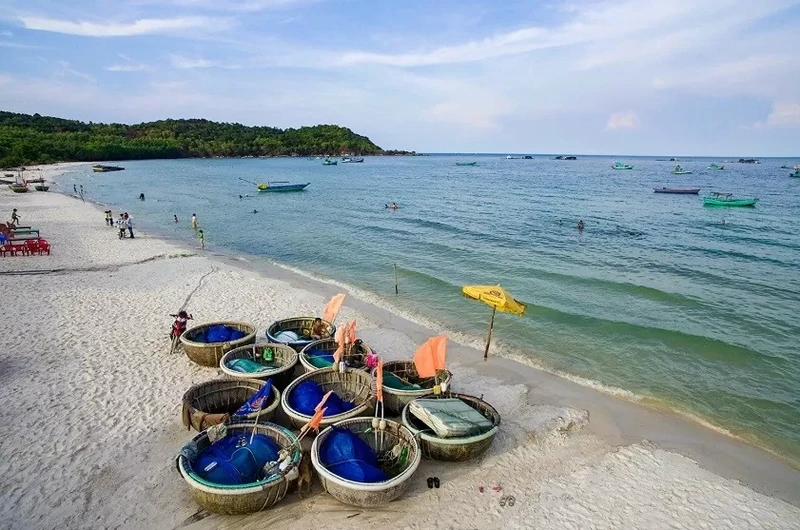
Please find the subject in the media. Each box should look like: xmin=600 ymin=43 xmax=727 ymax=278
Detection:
xmin=8 ymin=184 xmax=28 ymax=193
xmin=553 ymin=155 xmax=577 ymax=160
xmin=34 ymin=184 xmax=50 ymax=191
xmin=790 ymin=168 xmax=800 ymax=178
xmin=181 ymin=377 xmax=280 ymax=431
xmin=703 ymin=192 xmax=758 ymax=207
xmin=266 ymin=317 xmax=336 ymax=352
xmin=92 ymin=164 xmax=125 ymax=172
xmin=708 ymin=163 xmax=725 ymax=170
xmin=612 ymin=162 xmax=633 ymax=170
xmin=373 ymin=360 xmax=453 ymax=414
xmin=310 ymin=417 xmax=421 ymax=507
xmin=257 ymin=182 xmax=310 ymax=192
xmin=341 ymin=157 xmax=364 ymax=163
xmin=654 ymin=187 xmax=700 ymax=194
xmin=401 ymin=393 xmax=500 ymax=461
xmin=671 ymin=164 xmax=693 ymax=175
xmin=299 ymin=338 xmax=373 ymax=373
xmin=455 ymin=161 xmax=478 ymax=166
xmin=219 ymin=343 xmax=299 ymax=389
xmin=280 ymin=367 xmax=374 ymax=430
xmin=176 ymin=422 xmax=302 ymax=514
xmin=322 ymin=159 xmax=338 ymax=166
xmin=180 ymin=321 xmax=257 ymax=367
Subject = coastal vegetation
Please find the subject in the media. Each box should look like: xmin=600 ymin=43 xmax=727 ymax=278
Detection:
xmin=0 ymin=111 xmax=409 ymax=167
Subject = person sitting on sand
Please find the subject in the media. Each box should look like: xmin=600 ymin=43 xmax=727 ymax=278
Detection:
xmin=310 ymin=318 xmax=329 ymax=340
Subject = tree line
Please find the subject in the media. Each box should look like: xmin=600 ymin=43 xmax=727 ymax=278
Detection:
xmin=0 ymin=111 xmax=395 ymax=167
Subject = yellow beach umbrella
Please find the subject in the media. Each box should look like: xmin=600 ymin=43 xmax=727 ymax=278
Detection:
xmin=462 ymin=285 xmax=526 ymax=359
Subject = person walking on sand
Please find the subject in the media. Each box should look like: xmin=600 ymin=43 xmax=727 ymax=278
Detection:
xmin=117 ymin=214 xmax=126 ymax=239
xmin=198 ymin=229 xmax=205 ymax=249
xmin=191 ymin=213 xmax=198 ymax=230
xmin=125 ymin=213 xmax=134 ymax=239
xmin=10 ymin=208 xmax=20 ymax=226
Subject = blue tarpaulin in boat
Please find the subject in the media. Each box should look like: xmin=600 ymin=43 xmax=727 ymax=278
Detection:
xmin=319 ymin=427 xmax=388 ymax=483
xmin=288 ymin=380 xmax=354 ymax=416
xmin=195 ymin=433 xmax=280 ymax=485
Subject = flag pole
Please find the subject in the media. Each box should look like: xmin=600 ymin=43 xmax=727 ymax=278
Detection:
xmin=484 ymin=306 xmax=496 ymax=360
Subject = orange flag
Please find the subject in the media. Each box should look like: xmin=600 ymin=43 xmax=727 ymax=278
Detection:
xmin=333 ymin=328 xmax=345 ymax=364
xmin=376 ymin=358 xmax=384 ymax=403
xmin=307 ymin=407 xmax=327 ymax=430
xmin=315 ymin=391 xmax=333 ymax=412
xmin=323 ymin=293 xmax=346 ymax=324
xmin=413 ymin=335 xmax=447 ymax=378
xmin=346 ymin=320 xmax=357 ymax=343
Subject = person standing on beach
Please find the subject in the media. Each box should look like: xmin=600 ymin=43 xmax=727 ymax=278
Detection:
xmin=117 ymin=214 xmax=126 ymax=239
xmin=10 ymin=208 xmax=20 ymax=226
xmin=198 ymin=229 xmax=205 ymax=249
xmin=125 ymin=213 xmax=134 ymax=239
xmin=191 ymin=213 xmax=198 ymax=230
xmin=73 ymin=184 xmax=77 ymax=194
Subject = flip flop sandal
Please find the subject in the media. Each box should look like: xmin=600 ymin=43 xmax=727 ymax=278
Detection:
xmin=433 ymin=477 xmax=440 ymax=489
xmin=427 ymin=477 xmax=434 ymax=489
xmin=507 ymin=496 xmax=516 ymax=506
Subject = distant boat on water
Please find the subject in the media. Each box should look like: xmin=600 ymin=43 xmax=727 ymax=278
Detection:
xmin=322 ymin=158 xmax=338 ymax=166
xmin=92 ymin=164 xmax=125 ymax=172
xmin=707 ymin=163 xmax=725 ymax=170
xmin=671 ymin=164 xmax=693 ymax=175
xmin=737 ymin=158 xmax=759 ymax=164
xmin=553 ymin=155 xmax=578 ymax=160
xmin=257 ymin=181 xmax=310 ymax=192
xmin=612 ymin=162 xmax=634 ymax=170
xmin=341 ymin=157 xmax=364 ymax=163
xmin=790 ymin=167 xmax=800 ymax=178
xmin=703 ymin=192 xmax=758 ymax=207
xmin=456 ymin=161 xmax=478 ymax=166
xmin=654 ymin=187 xmax=700 ymax=194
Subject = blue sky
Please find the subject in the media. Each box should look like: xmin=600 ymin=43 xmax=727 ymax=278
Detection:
xmin=1 ymin=0 xmax=799 ymax=155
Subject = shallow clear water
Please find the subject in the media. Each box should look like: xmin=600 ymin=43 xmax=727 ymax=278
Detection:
xmin=58 ymin=155 xmax=800 ymax=463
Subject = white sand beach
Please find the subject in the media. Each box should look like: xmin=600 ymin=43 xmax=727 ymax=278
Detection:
xmin=1 ymin=164 xmax=799 ymax=530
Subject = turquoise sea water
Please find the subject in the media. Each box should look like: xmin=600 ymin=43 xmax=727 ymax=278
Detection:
xmin=58 ymin=155 xmax=800 ymax=463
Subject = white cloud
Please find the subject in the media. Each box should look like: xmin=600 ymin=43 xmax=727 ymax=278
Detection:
xmin=135 ymin=0 xmax=318 ymax=12
xmin=764 ymin=102 xmax=800 ymax=128
xmin=107 ymin=54 xmax=147 ymax=72
xmin=54 ymin=61 xmax=95 ymax=84
xmin=0 ymin=30 xmax=13 ymax=38
xmin=169 ymin=55 xmax=216 ymax=69
xmin=18 ymin=16 xmax=225 ymax=37
xmin=605 ymin=111 xmax=639 ymax=131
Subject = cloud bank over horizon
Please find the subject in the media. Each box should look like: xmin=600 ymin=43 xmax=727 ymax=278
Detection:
xmin=1 ymin=0 xmax=798 ymax=155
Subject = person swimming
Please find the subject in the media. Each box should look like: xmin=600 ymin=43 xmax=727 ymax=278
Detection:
xmin=252 ymin=209 xmax=258 ymax=214
xmin=139 ymin=193 xmax=145 ymax=201
xmin=577 ymin=220 xmax=585 ymax=230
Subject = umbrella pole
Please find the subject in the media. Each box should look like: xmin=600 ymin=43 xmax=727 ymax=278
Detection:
xmin=484 ymin=306 xmax=496 ymax=360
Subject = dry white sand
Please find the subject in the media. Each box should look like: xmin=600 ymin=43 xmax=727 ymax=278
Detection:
xmin=1 ymin=165 xmax=799 ymax=530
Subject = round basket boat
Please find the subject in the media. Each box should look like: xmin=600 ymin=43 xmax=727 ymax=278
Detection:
xmin=177 ymin=422 xmax=302 ymax=514
xmin=280 ymin=368 xmax=374 ymax=430
xmin=266 ymin=317 xmax=335 ymax=352
xmin=219 ymin=343 xmax=299 ymax=389
xmin=310 ymin=417 xmax=421 ymax=507
xmin=181 ymin=321 xmax=257 ymax=367
xmin=373 ymin=361 xmax=454 ymax=415
xmin=401 ymin=393 xmax=500 ymax=461
xmin=182 ymin=378 xmax=280 ymax=432
xmin=298 ymin=338 xmax=373 ymax=373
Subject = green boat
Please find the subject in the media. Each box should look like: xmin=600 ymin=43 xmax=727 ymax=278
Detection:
xmin=707 ymin=163 xmax=725 ymax=170
xmin=790 ymin=167 xmax=800 ymax=178
xmin=455 ymin=161 xmax=478 ymax=166
xmin=703 ymin=192 xmax=758 ymax=207
xmin=612 ymin=162 xmax=633 ymax=170
xmin=671 ymin=164 xmax=693 ymax=175
xmin=322 ymin=158 xmax=338 ymax=166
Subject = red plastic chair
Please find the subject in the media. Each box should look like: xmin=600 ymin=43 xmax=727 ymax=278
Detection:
xmin=0 ymin=243 xmax=15 ymax=257
xmin=10 ymin=242 xmax=27 ymax=256
xmin=25 ymin=239 xmax=40 ymax=255
xmin=37 ymin=239 xmax=51 ymax=255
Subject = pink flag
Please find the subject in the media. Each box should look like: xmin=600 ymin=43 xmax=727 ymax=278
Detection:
xmin=346 ymin=320 xmax=357 ymax=343
xmin=323 ymin=293 xmax=346 ymax=323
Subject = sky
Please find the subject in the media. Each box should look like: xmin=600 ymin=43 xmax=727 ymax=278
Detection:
xmin=0 ymin=0 xmax=799 ymax=155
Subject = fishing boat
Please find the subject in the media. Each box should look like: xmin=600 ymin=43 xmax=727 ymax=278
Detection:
xmin=553 ymin=155 xmax=577 ymax=160
xmin=341 ymin=157 xmax=364 ymax=163
xmin=612 ymin=162 xmax=634 ymax=170
xmin=671 ymin=164 xmax=693 ymax=175
xmin=34 ymin=184 xmax=50 ymax=191
xmin=708 ymin=163 xmax=725 ymax=170
xmin=322 ymin=159 xmax=338 ymax=166
xmin=455 ymin=161 xmax=478 ymax=166
xmin=8 ymin=183 xmax=28 ymax=193
xmin=257 ymin=182 xmax=310 ymax=192
xmin=790 ymin=169 xmax=800 ymax=178
xmin=92 ymin=164 xmax=125 ymax=172
xmin=703 ymin=192 xmax=758 ymax=207
xmin=654 ymin=187 xmax=700 ymax=194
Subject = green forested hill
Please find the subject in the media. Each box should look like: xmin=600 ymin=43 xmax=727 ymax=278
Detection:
xmin=0 ymin=111 xmax=389 ymax=166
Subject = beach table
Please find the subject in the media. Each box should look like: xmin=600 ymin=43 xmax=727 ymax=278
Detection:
xmin=11 ymin=229 xmax=40 ymax=238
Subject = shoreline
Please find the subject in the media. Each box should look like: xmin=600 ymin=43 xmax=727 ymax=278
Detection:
xmin=2 ymin=163 xmax=799 ymax=529
xmin=47 ymin=162 xmax=799 ymax=472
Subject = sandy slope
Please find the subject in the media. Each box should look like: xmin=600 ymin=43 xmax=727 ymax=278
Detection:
xmin=1 ymin=169 xmax=799 ymax=530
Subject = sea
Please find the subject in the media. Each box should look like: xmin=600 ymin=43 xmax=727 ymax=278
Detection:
xmin=56 ymin=155 xmax=800 ymax=465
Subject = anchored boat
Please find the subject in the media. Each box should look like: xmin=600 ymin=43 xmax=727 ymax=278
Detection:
xmin=455 ymin=161 xmax=478 ymax=166
xmin=790 ymin=166 xmax=800 ymax=178
xmin=92 ymin=164 xmax=125 ymax=172
xmin=257 ymin=182 xmax=310 ymax=192
xmin=708 ymin=163 xmax=725 ymax=170
xmin=341 ymin=157 xmax=364 ymax=163
xmin=671 ymin=164 xmax=693 ymax=175
xmin=612 ymin=162 xmax=634 ymax=170
xmin=322 ymin=158 xmax=338 ymax=166
xmin=654 ymin=187 xmax=700 ymax=194
xmin=703 ymin=192 xmax=758 ymax=207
